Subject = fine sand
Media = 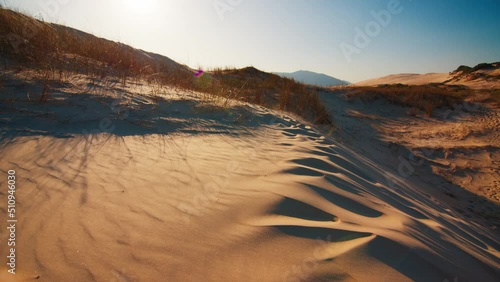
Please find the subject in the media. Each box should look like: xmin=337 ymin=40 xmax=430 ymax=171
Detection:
xmin=0 ymin=72 xmax=499 ymax=281
xmin=319 ymin=89 xmax=500 ymax=224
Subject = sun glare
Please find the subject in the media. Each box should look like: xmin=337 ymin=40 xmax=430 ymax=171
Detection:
xmin=122 ymin=0 xmax=156 ymax=15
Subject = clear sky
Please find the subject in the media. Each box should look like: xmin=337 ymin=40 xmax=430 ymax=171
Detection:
xmin=3 ymin=0 xmax=500 ymax=82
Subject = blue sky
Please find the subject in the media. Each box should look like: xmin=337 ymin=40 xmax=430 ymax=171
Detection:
xmin=3 ymin=0 xmax=500 ymax=82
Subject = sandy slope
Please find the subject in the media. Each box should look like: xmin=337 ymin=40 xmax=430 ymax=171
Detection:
xmin=319 ymin=89 xmax=500 ymax=206
xmin=355 ymin=73 xmax=451 ymax=86
xmin=375 ymin=105 xmax=500 ymax=203
xmin=0 ymin=73 xmax=499 ymax=281
xmin=355 ymin=71 xmax=500 ymax=89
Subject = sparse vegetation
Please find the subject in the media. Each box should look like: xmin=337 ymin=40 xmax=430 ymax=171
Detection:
xmin=0 ymin=7 xmax=333 ymax=125
xmin=39 ymin=70 xmax=51 ymax=103
xmin=335 ymin=84 xmax=476 ymax=116
xmin=453 ymin=62 xmax=500 ymax=75
xmin=0 ymin=7 xmax=192 ymax=87
xmin=332 ymin=83 xmax=500 ymax=116
xmin=207 ymin=67 xmax=332 ymax=124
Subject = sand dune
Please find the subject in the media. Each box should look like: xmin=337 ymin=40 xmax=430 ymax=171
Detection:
xmin=355 ymin=73 xmax=451 ymax=86
xmin=0 ymin=73 xmax=499 ymax=281
xmin=355 ymin=64 xmax=500 ymax=89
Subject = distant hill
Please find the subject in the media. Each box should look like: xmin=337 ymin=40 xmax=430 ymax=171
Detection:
xmin=273 ymin=70 xmax=349 ymax=87
xmin=355 ymin=62 xmax=500 ymax=89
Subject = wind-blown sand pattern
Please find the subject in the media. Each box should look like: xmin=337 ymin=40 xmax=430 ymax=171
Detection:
xmin=0 ymin=74 xmax=499 ymax=281
xmin=319 ymin=89 xmax=500 ymax=214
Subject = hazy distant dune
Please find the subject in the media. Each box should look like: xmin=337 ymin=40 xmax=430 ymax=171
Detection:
xmin=356 ymin=73 xmax=451 ymax=86
xmin=355 ymin=62 xmax=500 ymax=89
xmin=274 ymin=70 xmax=350 ymax=87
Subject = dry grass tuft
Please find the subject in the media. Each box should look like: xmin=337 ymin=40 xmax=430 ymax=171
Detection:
xmin=0 ymin=8 xmax=334 ymax=125
xmin=208 ymin=67 xmax=333 ymax=124
xmin=332 ymin=84 xmax=477 ymax=116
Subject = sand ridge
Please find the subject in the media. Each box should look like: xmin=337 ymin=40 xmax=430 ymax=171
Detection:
xmin=0 ymin=73 xmax=499 ymax=281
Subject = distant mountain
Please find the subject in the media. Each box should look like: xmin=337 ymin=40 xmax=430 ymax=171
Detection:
xmin=273 ymin=70 xmax=349 ymax=87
